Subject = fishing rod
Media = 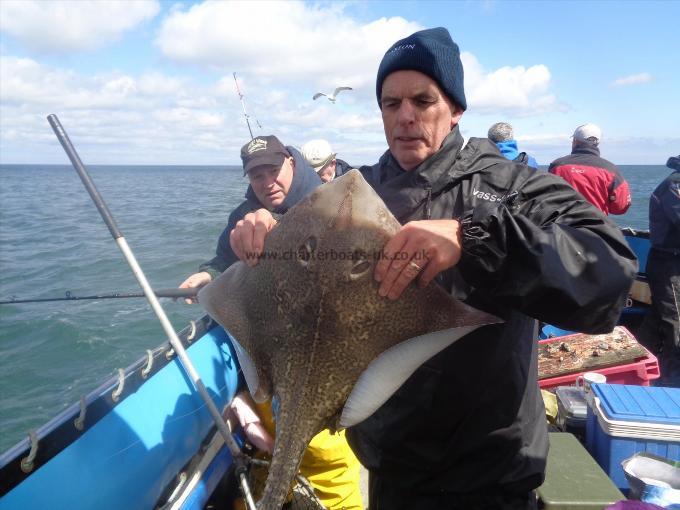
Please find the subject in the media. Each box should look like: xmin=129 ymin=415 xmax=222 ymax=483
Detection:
xmin=0 ymin=288 xmax=197 ymax=305
xmin=46 ymin=114 xmax=258 ymax=510
xmin=233 ymin=72 xmax=259 ymax=140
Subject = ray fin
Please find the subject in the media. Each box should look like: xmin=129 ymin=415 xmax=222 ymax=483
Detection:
xmin=338 ymin=325 xmax=480 ymax=428
xmin=228 ymin=337 xmax=263 ymax=401
xmin=198 ymin=262 xmax=270 ymax=401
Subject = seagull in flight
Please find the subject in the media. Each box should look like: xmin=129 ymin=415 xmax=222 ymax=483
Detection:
xmin=313 ymin=86 xmax=353 ymax=103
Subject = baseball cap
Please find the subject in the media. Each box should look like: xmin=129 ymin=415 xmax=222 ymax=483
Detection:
xmin=301 ymin=139 xmax=336 ymax=172
xmin=240 ymin=135 xmax=290 ymax=176
xmin=572 ymin=123 xmax=602 ymax=143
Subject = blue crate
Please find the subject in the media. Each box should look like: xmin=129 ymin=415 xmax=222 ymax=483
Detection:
xmin=586 ymin=384 xmax=680 ymax=491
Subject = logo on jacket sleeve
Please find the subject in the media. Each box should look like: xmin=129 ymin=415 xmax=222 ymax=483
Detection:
xmin=671 ymin=181 xmax=680 ymax=200
xmin=472 ymin=188 xmax=502 ymax=202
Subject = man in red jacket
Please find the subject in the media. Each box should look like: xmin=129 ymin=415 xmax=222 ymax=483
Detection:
xmin=549 ymin=123 xmax=631 ymax=215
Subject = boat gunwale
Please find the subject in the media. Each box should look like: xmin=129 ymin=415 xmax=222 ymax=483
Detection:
xmin=0 ymin=313 xmax=218 ymax=495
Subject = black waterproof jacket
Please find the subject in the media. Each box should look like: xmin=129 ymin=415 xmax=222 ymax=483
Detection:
xmin=199 ymin=147 xmax=321 ymax=278
xmin=335 ymin=158 xmax=353 ymax=179
xmin=346 ymin=127 xmax=637 ymax=495
xmin=649 ymin=163 xmax=680 ymax=254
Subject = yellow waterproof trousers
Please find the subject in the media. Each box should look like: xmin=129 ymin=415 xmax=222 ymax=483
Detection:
xmin=255 ymin=400 xmax=364 ymax=510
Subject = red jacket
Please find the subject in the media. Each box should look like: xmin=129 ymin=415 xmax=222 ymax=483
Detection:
xmin=549 ymin=144 xmax=631 ymax=215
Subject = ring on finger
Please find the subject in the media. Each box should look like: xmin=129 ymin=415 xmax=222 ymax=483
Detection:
xmin=408 ymin=261 xmax=422 ymax=272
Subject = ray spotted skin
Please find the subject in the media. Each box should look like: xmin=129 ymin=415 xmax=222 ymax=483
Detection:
xmin=199 ymin=170 xmax=498 ymax=510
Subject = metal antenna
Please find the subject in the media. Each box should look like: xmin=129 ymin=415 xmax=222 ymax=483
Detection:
xmin=233 ymin=72 xmax=255 ymax=140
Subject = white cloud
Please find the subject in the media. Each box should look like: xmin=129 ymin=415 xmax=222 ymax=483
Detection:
xmin=156 ymin=1 xmax=420 ymax=94
xmin=0 ymin=0 xmax=160 ymax=53
xmin=0 ymin=1 xmax=569 ymax=164
xmin=463 ymin=54 xmax=565 ymax=115
xmin=0 ymin=56 xmax=182 ymax=109
xmin=156 ymin=2 xmax=563 ymax=117
xmin=0 ymin=52 xmax=387 ymax=165
xmin=611 ymin=73 xmax=652 ymax=87
xmin=0 ymin=56 xmax=236 ymax=164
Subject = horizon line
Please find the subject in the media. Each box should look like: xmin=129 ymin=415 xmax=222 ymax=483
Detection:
xmin=0 ymin=162 xmax=669 ymax=167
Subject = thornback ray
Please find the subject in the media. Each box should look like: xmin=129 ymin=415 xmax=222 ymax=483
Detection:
xmin=198 ymin=169 xmax=501 ymax=509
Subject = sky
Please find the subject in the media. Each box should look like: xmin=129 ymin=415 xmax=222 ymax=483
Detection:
xmin=0 ymin=0 xmax=678 ymax=167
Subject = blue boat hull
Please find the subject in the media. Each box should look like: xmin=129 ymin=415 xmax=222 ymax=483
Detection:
xmin=0 ymin=318 xmax=240 ymax=510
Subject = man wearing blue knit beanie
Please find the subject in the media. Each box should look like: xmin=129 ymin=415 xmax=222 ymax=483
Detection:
xmin=226 ymin=26 xmax=637 ymax=510
xmin=341 ymin=27 xmax=637 ymax=510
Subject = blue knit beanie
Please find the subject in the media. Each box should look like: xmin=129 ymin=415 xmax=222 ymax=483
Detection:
xmin=376 ymin=27 xmax=466 ymax=111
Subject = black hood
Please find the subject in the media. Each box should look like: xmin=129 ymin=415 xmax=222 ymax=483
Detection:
xmin=667 ymin=155 xmax=680 ymax=172
xmin=571 ymin=142 xmax=601 ymax=158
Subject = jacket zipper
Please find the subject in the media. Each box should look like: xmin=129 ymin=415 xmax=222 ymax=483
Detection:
xmin=424 ymin=187 xmax=432 ymax=220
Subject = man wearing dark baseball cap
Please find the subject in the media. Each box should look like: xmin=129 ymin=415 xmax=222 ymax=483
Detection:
xmin=179 ymin=134 xmax=320 ymax=293
xmin=240 ymin=135 xmax=290 ymax=176
xmin=227 ymin=27 xmax=636 ymax=509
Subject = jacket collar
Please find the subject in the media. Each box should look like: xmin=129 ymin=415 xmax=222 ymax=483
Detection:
xmin=375 ymin=127 xmax=463 ymax=185
xmin=370 ymin=127 xmax=466 ymax=221
xmin=571 ymin=143 xmax=601 ymax=158
xmin=367 ymin=127 xmax=506 ymax=222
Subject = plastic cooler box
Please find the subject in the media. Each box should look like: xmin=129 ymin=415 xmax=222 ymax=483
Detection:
xmin=556 ymin=386 xmax=588 ymax=441
xmin=538 ymin=330 xmax=660 ymax=390
xmin=585 ymin=383 xmax=680 ymax=491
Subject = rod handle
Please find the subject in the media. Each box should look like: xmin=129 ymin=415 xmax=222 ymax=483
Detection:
xmin=155 ymin=288 xmax=200 ymax=298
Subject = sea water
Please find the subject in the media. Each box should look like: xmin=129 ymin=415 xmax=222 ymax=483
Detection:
xmin=0 ymin=163 xmax=671 ymax=452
